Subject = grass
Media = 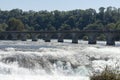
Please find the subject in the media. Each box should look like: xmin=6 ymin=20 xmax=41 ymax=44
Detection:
xmin=90 ymin=66 xmax=120 ymax=80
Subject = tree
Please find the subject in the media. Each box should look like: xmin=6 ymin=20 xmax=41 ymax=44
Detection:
xmin=59 ymin=24 xmax=71 ymax=31
xmin=65 ymin=16 xmax=76 ymax=28
xmin=98 ymin=7 xmax=105 ymax=23
xmin=47 ymin=26 xmax=56 ymax=31
xmin=7 ymin=18 xmax=25 ymax=31
xmin=105 ymin=23 xmax=116 ymax=30
xmin=84 ymin=22 xmax=103 ymax=30
xmin=9 ymin=9 xmax=23 ymax=18
xmin=0 ymin=7 xmax=120 ymax=33
xmin=99 ymin=7 xmax=105 ymax=13
xmin=0 ymin=23 xmax=8 ymax=31
xmin=115 ymin=21 xmax=120 ymax=30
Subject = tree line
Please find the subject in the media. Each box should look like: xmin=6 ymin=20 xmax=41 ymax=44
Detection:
xmin=0 ymin=6 xmax=120 ymax=32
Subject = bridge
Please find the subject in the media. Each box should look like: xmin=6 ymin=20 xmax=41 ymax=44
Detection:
xmin=0 ymin=30 xmax=120 ymax=45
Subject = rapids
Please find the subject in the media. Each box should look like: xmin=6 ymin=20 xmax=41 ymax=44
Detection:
xmin=0 ymin=40 xmax=119 ymax=80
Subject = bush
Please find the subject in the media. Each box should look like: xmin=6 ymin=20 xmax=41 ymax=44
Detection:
xmin=97 ymin=34 xmax=106 ymax=41
xmin=83 ymin=36 xmax=88 ymax=40
xmin=90 ymin=66 xmax=120 ymax=80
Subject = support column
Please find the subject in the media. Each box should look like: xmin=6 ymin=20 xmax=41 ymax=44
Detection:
xmin=88 ymin=33 xmax=97 ymax=44
xmin=44 ymin=33 xmax=51 ymax=42
xmin=72 ymin=33 xmax=78 ymax=43
xmin=106 ymin=33 xmax=115 ymax=45
xmin=4 ymin=34 xmax=8 ymax=40
xmin=11 ymin=33 xmax=18 ymax=40
xmin=31 ymin=33 xmax=38 ymax=41
xmin=21 ymin=33 xmax=27 ymax=41
xmin=58 ymin=33 xmax=64 ymax=42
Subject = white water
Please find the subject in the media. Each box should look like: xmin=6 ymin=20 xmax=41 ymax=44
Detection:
xmin=0 ymin=40 xmax=120 ymax=80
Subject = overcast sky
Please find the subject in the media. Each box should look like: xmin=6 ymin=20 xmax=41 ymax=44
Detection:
xmin=0 ymin=0 xmax=120 ymax=11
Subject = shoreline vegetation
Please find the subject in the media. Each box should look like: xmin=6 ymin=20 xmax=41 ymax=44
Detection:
xmin=90 ymin=66 xmax=120 ymax=80
xmin=0 ymin=6 xmax=120 ymax=40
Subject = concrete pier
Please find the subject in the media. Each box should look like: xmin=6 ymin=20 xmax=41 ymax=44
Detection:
xmin=106 ymin=33 xmax=115 ymax=45
xmin=88 ymin=33 xmax=97 ymax=44
xmin=31 ymin=33 xmax=38 ymax=41
xmin=58 ymin=33 xmax=64 ymax=42
xmin=21 ymin=33 xmax=27 ymax=41
xmin=4 ymin=34 xmax=8 ymax=40
xmin=11 ymin=34 xmax=17 ymax=40
xmin=72 ymin=33 xmax=78 ymax=43
xmin=44 ymin=33 xmax=51 ymax=42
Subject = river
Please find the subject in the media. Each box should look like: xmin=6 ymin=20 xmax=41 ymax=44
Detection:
xmin=0 ymin=40 xmax=119 ymax=80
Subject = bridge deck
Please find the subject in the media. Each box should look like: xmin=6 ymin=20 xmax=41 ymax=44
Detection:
xmin=0 ymin=30 xmax=120 ymax=33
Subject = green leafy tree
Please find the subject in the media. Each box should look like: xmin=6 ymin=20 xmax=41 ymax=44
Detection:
xmin=46 ymin=22 xmax=55 ymax=31
xmin=7 ymin=18 xmax=25 ymax=31
xmin=115 ymin=21 xmax=120 ymax=30
xmin=0 ymin=23 xmax=8 ymax=31
xmin=59 ymin=24 xmax=71 ymax=31
xmin=105 ymin=23 xmax=116 ymax=30
xmin=98 ymin=7 xmax=105 ymax=24
xmin=0 ymin=7 xmax=120 ymax=33
xmin=84 ymin=22 xmax=103 ymax=30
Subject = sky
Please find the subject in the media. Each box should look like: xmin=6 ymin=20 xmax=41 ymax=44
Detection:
xmin=0 ymin=0 xmax=120 ymax=11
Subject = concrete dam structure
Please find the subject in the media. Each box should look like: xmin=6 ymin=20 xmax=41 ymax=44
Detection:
xmin=0 ymin=30 xmax=119 ymax=45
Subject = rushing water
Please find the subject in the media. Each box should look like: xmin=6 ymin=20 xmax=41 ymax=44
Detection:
xmin=0 ymin=39 xmax=120 ymax=80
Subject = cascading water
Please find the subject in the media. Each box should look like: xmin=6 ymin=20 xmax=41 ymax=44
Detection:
xmin=0 ymin=40 xmax=119 ymax=80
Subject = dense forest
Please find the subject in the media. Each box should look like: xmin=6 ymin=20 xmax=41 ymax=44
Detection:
xmin=0 ymin=6 xmax=120 ymax=32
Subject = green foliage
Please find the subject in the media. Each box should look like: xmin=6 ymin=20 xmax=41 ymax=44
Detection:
xmin=97 ymin=34 xmax=106 ymax=41
xmin=115 ymin=21 xmax=120 ymax=30
xmin=83 ymin=36 xmax=88 ymax=40
xmin=0 ymin=7 xmax=120 ymax=32
xmin=84 ymin=23 xmax=98 ymax=30
xmin=59 ymin=24 xmax=71 ymax=31
xmin=84 ymin=21 xmax=103 ymax=30
xmin=0 ymin=23 xmax=8 ymax=31
xmin=47 ymin=25 xmax=56 ymax=31
xmin=7 ymin=18 xmax=25 ymax=31
xmin=105 ymin=23 xmax=116 ymax=30
xmin=90 ymin=66 xmax=120 ymax=80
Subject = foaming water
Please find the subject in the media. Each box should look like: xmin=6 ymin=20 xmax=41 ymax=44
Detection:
xmin=0 ymin=40 xmax=119 ymax=80
xmin=0 ymin=74 xmax=89 ymax=80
